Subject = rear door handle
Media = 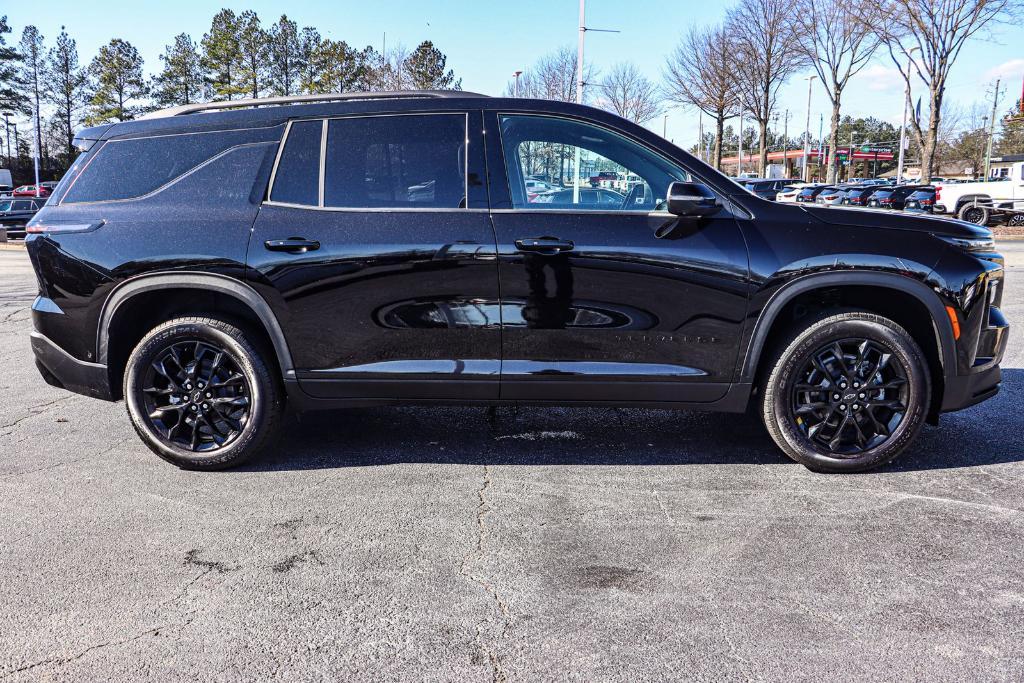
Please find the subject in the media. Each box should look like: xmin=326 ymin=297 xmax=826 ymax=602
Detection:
xmin=515 ymin=237 xmax=575 ymax=254
xmin=264 ymin=238 xmax=320 ymax=253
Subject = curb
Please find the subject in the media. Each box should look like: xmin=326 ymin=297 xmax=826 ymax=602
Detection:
xmin=0 ymin=241 xmax=26 ymax=250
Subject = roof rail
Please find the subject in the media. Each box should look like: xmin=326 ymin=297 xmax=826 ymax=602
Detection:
xmin=139 ymin=90 xmax=489 ymax=120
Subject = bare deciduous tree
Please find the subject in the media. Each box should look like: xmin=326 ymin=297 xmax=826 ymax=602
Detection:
xmin=663 ymin=25 xmax=738 ymax=169
xmin=792 ymin=0 xmax=879 ymax=182
xmin=597 ymin=62 xmax=662 ymax=124
xmin=872 ymin=0 xmax=1016 ymax=182
xmin=505 ymin=46 xmax=595 ymax=102
xmin=727 ymin=0 xmax=805 ymax=175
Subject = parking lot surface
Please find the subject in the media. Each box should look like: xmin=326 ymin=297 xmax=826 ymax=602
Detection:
xmin=2 ymin=243 xmax=1024 ymax=681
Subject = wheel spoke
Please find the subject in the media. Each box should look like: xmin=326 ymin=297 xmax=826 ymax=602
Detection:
xmin=831 ymin=343 xmax=850 ymax=376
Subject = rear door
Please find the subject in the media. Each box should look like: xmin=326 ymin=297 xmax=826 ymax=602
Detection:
xmin=248 ymin=111 xmax=500 ymax=400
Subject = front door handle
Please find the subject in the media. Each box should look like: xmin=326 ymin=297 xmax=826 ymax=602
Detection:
xmin=264 ymin=238 xmax=320 ymax=253
xmin=515 ymin=237 xmax=575 ymax=254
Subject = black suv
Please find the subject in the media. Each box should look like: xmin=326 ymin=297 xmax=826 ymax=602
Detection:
xmin=26 ymin=92 xmax=1009 ymax=473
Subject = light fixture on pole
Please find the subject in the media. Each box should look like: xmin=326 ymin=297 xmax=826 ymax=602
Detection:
xmin=513 ymin=70 xmax=523 ymax=98
xmin=802 ymin=75 xmax=816 ymax=183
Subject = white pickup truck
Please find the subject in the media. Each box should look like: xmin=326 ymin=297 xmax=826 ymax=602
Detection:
xmin=933 ymin=161 xmax=1024 ymax=226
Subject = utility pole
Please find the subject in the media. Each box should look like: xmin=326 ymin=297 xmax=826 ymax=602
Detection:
xmin=783 ymin=109 xmax=789 ymax=177
xmin=33 ymin=99 xmax=41 ymax=195
xmin=698 ymin=113 xmax=703 ymax=161
xmin=2 ymin=113 xmax=10 ymax=169
xmin=738 ymin=110 xmax=744 ymax=177
xmin=817 ymin=113 xmax=824 ymax=172
xmin=803 ymin=76 xmax=815 ymax=182
xmin=984 ymin=78 xmax=1002 ymax=180
xmin=513 ymin=70 xmax=523 ymax=97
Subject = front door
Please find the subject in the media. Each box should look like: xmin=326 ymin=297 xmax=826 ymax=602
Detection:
xmin=248 ymin=111 xmax=501 ymax=400
xmin=486 ymin=112 xmax=749 ymax=403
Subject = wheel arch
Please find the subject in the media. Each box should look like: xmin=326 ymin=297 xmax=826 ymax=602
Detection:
xmin=97 ymin=273 xmax=295 ymax=397
xmin=741 ymin=272 xmax=957 ymax=413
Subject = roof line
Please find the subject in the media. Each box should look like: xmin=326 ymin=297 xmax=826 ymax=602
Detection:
xmin=139 ymin=90 xmax=490 ymax=120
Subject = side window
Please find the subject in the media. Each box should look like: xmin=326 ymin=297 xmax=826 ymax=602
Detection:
xmin=323 ymin=114 xmax=466 ymax=209
xmin=269 ymin=120 xmax=322 ymax=206
xmin=13 ymin=200 xmax=31 ymax=211
xmin=63 ymin=129 xmax=259 ymax=203
xmin=499 ymin=115 xmax=689 ymax=211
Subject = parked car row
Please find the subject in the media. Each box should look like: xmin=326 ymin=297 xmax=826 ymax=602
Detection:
xmin=0 ymin=195 xmax=48 ymax=238
xmin=787 ymin=182 xmax=938 ymax=214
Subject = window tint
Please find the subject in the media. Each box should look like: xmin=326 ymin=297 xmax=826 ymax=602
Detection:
xmin=323 ymin=114 xmax=466 ymax=209
xmin=499 ymin=115 xmax=688 ymax=211
xmin=270 ymin=120 xmax=322 ymax=206
xmin=13 ymin=200 xmax=31 ymax=210
xmin=63 ymin=130 xmax=257 ymax=203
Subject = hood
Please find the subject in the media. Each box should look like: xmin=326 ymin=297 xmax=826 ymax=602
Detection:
xmin=799 ymin=204 xmax=992 ymax=240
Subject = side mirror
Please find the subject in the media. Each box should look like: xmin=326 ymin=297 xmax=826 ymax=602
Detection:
xmin=666 ymin=182 xmax=722 ymax=217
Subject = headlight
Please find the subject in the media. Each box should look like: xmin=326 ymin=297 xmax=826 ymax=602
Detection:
xmin=935 ymin=234 xmax=996 ymax=253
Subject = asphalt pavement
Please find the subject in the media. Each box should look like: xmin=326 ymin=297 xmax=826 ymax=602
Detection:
xmin=2 ymin=243 xmax=1024 ymax=681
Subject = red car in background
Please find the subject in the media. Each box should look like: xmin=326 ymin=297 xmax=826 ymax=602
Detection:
xmin=12 ymin=184 xmax=52 ymax=197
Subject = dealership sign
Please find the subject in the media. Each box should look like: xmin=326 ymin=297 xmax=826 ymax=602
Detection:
xmin=811 ymin=146 xmax=895 ymax=161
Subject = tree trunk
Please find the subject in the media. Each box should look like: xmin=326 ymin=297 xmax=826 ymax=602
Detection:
xmin=827 ymin=100 xmax=841 ymax=184
xmin=920 ymin=87 xmax=942 ymax=183
xmin=714 ymin=113 xmax=724 ymax=171
xmin=758 ymin=118 xmax=768 ymax=176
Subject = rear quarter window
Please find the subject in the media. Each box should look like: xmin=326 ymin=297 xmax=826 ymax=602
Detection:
xmin=63 ymin=128 xmax=268 ymax=204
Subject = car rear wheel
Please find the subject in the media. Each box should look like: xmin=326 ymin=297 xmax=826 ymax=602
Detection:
xmin=761 ymin=312 xmax=930 ymax=473
xmin=124 ymin=317 xmax=283 ymax=470
xmin=958 ymin=203 xmax=991 ymax=225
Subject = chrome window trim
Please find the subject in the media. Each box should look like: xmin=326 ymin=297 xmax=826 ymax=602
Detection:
xmin=262 ymin=200 xmax=488 ymax=214
xmin=318 ymin=119 xmax=328 ymax=207
xmin=265 ymin=119 xmax=292 ymax=202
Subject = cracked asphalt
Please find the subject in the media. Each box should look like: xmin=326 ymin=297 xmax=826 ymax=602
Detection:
xmin=2 ymin=242 xmax=1024 ymax=681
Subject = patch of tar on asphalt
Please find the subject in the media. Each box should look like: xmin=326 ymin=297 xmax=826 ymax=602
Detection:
xmin=494 ymin=430 xmax=582 ymax=441
xmin=271 ymin=549 xmax=325 ymax=573
xmin=572 ymin=565 xmax=646 ymax=592
xmin=183 ymin=549 xmax=234 ymax=573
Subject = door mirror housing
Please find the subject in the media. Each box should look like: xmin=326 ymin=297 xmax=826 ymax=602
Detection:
xmin=666 ymin=182 xmax=722 ymax=217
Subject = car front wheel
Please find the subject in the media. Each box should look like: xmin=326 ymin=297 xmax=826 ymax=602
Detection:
xmin=761 ymin=312 xmax=930 ymax=473
xmin=124 ymin=317 xmax=283 ymax=470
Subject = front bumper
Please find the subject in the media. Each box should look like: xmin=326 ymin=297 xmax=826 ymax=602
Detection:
xmin=30 ymin=332 xmax=114 ymax=401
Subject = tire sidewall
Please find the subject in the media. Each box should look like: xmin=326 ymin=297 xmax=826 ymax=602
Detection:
xmin=124 ymin=320 xmax=268 ymax=469
xmin=767 ymin=316 xmax=929 ymax=473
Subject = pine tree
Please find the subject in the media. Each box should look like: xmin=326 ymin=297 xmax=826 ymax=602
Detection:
xmin=87 ymin=39 xmax=147 ymax=124
xmin=201 ymin=9 xmax=243 ymax=101
xmin=19 ymin=26 xmax=46 ymax=162
xmin=45 ymin=27 xmax=87 ymax=162
xmin=997 ymin=101 xmax=1024 ymax=156
xmin=268 ymin=15 xmax=300 ymax=96
xmin=235 ymin=10 xmax=268 ymax=99
xmin=153 ymin=33 xmax=204 ymax=107
xmin=0 ymin=16 xmax=27 ymax=116
xmin=307 ymin=39 xmax=361 ymax=94
xmin=403 ymin=41 xmax=460 ymax=90
xmin=297 ymin=27 xmax=321 ymax=94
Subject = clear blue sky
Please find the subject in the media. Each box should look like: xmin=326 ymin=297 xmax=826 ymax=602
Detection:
xmin=6 ymin=0 xmax=1024 ymax=149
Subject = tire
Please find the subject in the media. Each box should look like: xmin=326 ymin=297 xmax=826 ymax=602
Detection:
xmin=761 ymin=312 xmax=930 ymax=473
xmin=124 ymin=317 xmax=283 ymax=470
xmin=958 ymin=203 xmax=991 ymax=226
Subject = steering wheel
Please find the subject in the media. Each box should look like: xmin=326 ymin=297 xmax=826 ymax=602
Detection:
xmin=620 ymin=183 xmax=645 ymax=211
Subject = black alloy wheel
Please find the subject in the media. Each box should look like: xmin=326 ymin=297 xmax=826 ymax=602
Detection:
xmin=761 ymin=311 xmax=930 ymax=473
xmin=125 ymin=317 xmax=283 ymax=470
xmin=791 ymin=339 xmax=908 ymax=456
xmin=141 ymin=340 xmax=251 ymax=452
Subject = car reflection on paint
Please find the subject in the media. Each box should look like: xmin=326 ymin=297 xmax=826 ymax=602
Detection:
xmin=375 ymin=298 xmax=658 ymax=330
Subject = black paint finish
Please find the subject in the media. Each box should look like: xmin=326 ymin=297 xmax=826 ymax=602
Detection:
xmin=23 ymin=95 xmax=1007 ymax=419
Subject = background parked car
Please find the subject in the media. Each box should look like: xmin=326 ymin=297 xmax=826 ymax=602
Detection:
xmin=0 ymin=196 xmax=46 ymax=238
xmin=815 ymin=186 xmax=850 ymax=205
xmin=776 ymin=183 xmax=820 ymax=203
xmin=12 ymin=184 xmax=52 ymax=197
xmin=740 ymin=178 xmax=797 ymax=201
xmin=842 ymin=185 xmax=885 ymax=207
xmin=903 ymin=187 xmax=937 ymax=212
xmin=867 ymin=185 xmax=928 ymax=210
xmin=530 ymin=187 xmax=626 ymax=206
xmin=795 ymin=185 xmax=830 ymax=203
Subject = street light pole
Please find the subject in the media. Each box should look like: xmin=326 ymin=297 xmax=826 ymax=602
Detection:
xmin=738 ymin=109 xmax=744 ymax=177
xmin=2 ymin=113 xmax=9 ymax=168
xmin=803 ymin=75 xmax=816 ymax=182
xmin=573 ymin=0 xmax=586 ymax=204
